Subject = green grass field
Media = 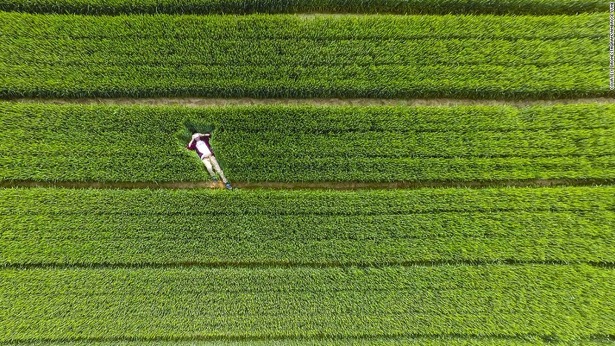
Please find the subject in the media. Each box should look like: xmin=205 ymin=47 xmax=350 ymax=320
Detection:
xmin=2 ymin=186 xmax=613 ymax=265
xmin=2 ymin=264 xmax=614 ymax=341
xmin=1 ymin=1 xmax=614 ymax=345
xmin=0 ymin=0 xmax=609 ymax=15
xmin=0 ymin=12 xmax=609 ymax=99
xmin=2 ymin=102 xmax=614 ymax=183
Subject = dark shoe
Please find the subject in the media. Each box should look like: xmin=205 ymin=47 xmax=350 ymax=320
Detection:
xmin=212 ymin=177 xmax=218 ymax=182
xmin=225 ymin=183 xmax=233 ymax=190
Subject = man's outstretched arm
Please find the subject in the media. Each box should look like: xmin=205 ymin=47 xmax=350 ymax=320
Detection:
xmin=186 ymin=138 xmax=196 ymax=150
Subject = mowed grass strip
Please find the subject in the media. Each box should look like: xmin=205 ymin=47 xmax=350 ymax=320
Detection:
xmin=1 ymin=102 xmax=614 ymax=183
xmin=1 ymin=186 xmax=613 ymax=265
xmin=1 ymin=264 xmax=613 ymax=341
xmin=0 ymin=12 xmax=608 ymax=99
xmin=0 ymin=0 xmax=608 ymax=15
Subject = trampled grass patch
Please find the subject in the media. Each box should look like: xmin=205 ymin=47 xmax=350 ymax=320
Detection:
xmin=0 ymin=12 xmax=609 ymax=99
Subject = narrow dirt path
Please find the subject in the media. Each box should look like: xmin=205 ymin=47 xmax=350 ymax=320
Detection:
xmin=1 ymin=178 xmax=611 ymax=190
xmin=8 ymin=97 xmax=615 ymax=107
xmin=5 ymin=259 xmax=613 ymax=270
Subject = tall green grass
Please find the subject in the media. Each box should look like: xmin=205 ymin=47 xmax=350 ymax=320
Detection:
xmin=0 ymin=0 xmax=608 ymax=15
xmin=2 ymin=186 xmax=613 ymax=265
xmin=1 ymin=264 xmax=613 ymax=341
xmin=1 ymin=102 xmax=613 ymax=183
xmin=0 ymin=12 xmax=609 ymax=99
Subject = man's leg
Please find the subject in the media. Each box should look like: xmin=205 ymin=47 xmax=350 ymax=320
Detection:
xmin=209 ymin=156 xmax=228 ymax=184
xmin=201 ymin=157 xmax=216 ymax=178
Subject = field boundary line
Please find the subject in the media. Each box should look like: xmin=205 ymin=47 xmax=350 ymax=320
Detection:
xmin=0 ymin=333 xmax=589 ymax=346
xmin=1 ymin=178 xmax=612 ymax=190
xmin=2 ymin=259 xmax=613 ymax=270
xmin=6 ymin=97 xmax=615 ymax=108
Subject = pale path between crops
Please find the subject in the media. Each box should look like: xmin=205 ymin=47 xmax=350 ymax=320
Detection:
xmin=9 ymin=97 xmax=615 ymax=107
xmin=1 ymin=178 xmax=612 ymax=190
xmin=4 ymin=260 xmax=615 ymax=270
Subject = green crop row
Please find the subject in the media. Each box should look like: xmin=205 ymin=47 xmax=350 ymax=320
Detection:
xmin=1 ymin=186 xmax=613 ymax=265
xmin=0 ymin=12 xmax=609 ymax=99
xmin=1 ymin=264 xmax=613 ymax=341
xmin=0 ymin=0 xmax=608 ymax=15
xmin=1 ymin=102 xmax=614 ymax=183
xmin=3 ymin=186 xmax=612 ymax=215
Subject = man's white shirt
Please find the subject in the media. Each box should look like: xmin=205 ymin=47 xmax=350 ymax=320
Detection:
xmin=192 ymin=133 xmax=212 ymax=157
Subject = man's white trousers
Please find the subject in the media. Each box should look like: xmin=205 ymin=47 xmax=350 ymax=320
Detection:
xmin=202 ymin=155 xmax=228 ymax=184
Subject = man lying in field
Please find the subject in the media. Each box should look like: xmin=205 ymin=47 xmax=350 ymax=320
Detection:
xmin=187 ymin=132 xmax=232 ymax=190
